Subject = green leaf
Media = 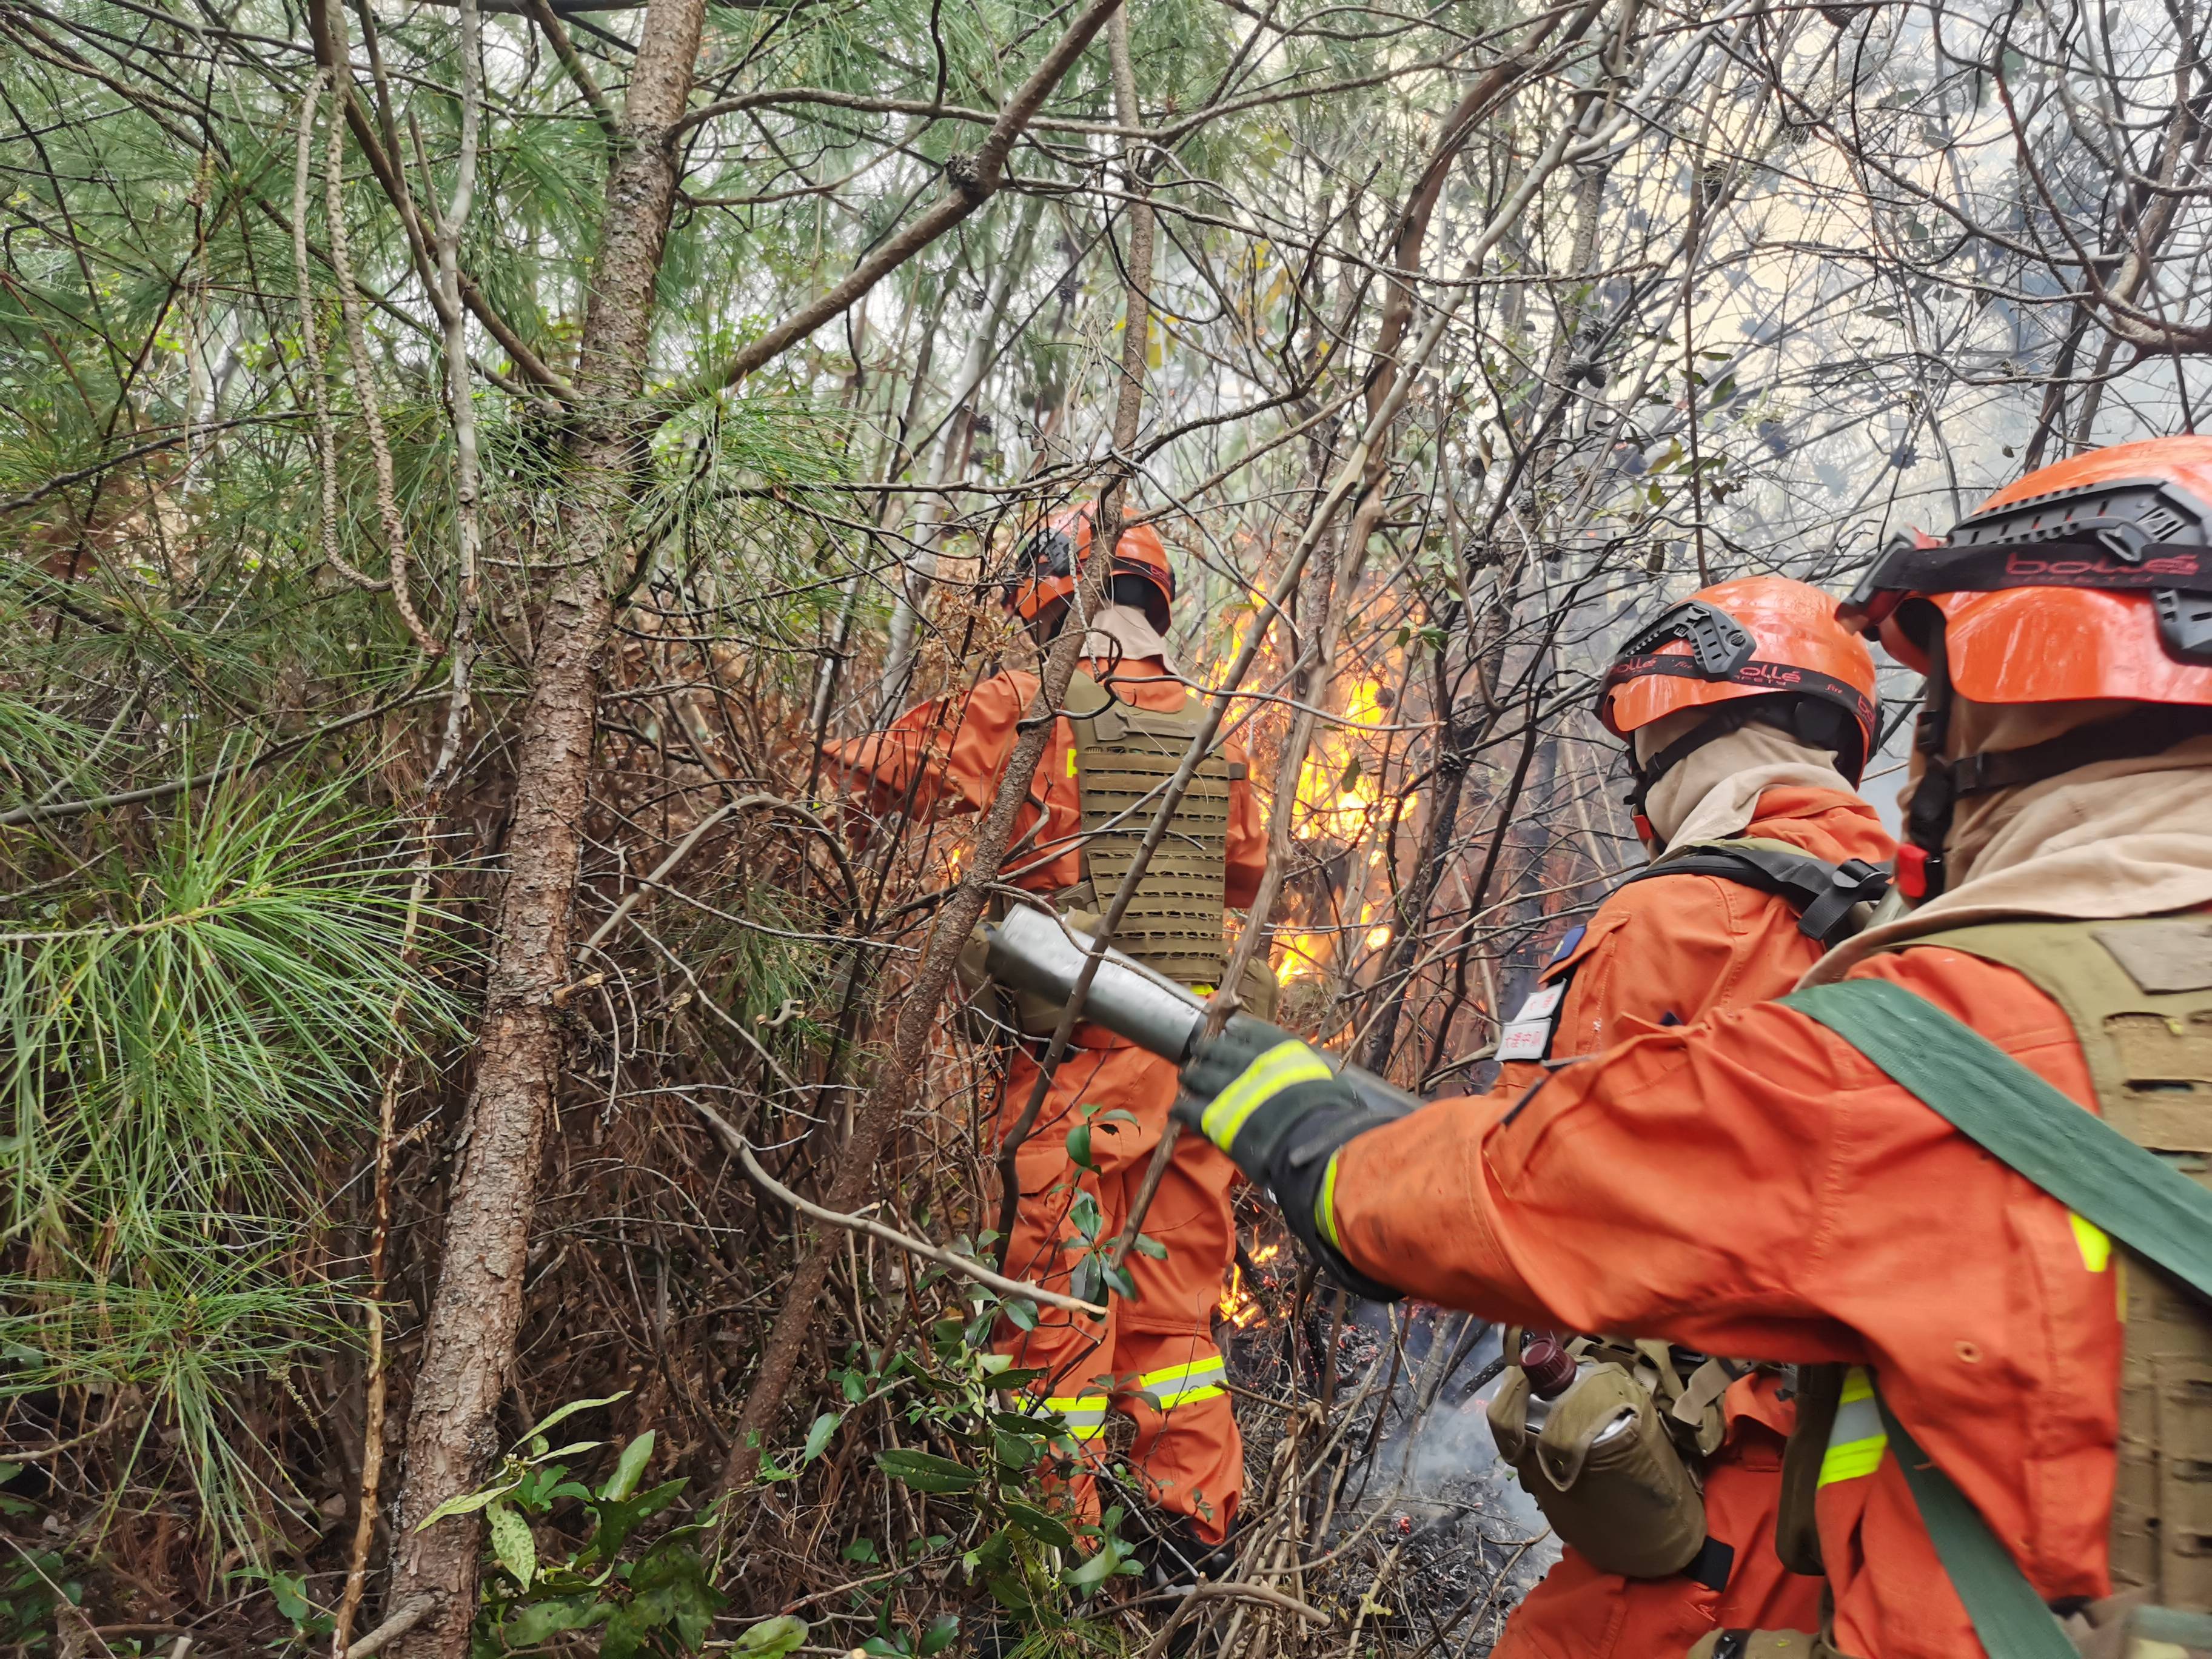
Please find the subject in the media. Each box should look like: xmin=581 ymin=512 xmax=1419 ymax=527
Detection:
xmin=1130 ymin=1232 xmax=1167 ymax=1261
xmin=583 ymin=1479 xmax=689 ymax=1563
xmin=417 ymin=1480 xmax=518 ymax=1529
xmin=524 ymin=1392 xmax=629 ymax=1445
xmin=920 ymin=1615 xmax=960 ymax=1657
xmin=267 ymin=1572 xmax=313 ymax=1622
xmin=1065 ymin=1124 xmax=1094 ymax=1171
xmin=1002 ymin=1296 xmax=1038 ymax=1331
xmin=802 ymin=1412 xmax=843 ymax=1464
xmin=487 ymin=1501 xmax=537 ymax=1589
xmin=501 ymin=1596 xmax=607 ymax=1646
xmin=600 ymin=1430 xmax=655 ymax=1503
xmin=874 ymin=1449 xmax=980 ymax=1493
xmin=1066 ymin=1546 xmax=1122 ymax=1592
xmin=736 ymin=1615 xmax=809 ymax=1659
xmin=1001 ymin=1498 xmax=1072 ymax=1547
xmin=1068 ymin=1192 xmax=1102 ymax=1241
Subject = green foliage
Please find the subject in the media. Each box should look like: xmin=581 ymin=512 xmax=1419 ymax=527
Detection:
xmin=425 ymin=1397 xmax=726 ymax=1659
xmin=0 ymin=1543 xmax=81 ymax=1654
xmin=0 ymin=779 xmax=458 ymax=1556
xmin=820 ymin=1312 xmax=1143 ymax=1632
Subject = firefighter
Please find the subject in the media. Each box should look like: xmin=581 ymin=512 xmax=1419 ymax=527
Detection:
xmin=1173 ymin=435 xmax=2212 ymax=1657
xmin=1482 ymin=576 xmax=1892 ymax=1658
xmin=824 ymin=504 xmax=1265 ymax=1555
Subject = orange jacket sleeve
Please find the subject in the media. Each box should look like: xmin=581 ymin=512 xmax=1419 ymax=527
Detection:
xmin=1329 ymin=943 xmax=2124 ymax=1639
xmin=820 ymin=672 xmax=1036 ymax=822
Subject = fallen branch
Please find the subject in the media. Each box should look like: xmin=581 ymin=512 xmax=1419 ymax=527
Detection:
xmin=339 ymin=1598 xmax=432 ymax=1659
xmin=683 ymin=1096 xmax=1106 ymax=1318
xmin=1140 ymin=1580 xmax=1332 ymax=1659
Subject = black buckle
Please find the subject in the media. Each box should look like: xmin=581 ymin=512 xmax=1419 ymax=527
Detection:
xmin=1620 ymin=598 xmax=1756 ymax=678
xmin=1797 ymin=857 xmax=1891 ymax=948
xmin=2156 ymin=588 xmax=2212 ymax=663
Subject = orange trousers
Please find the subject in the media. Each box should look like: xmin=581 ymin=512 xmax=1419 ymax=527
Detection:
xmin=993 ymin=1036 xmax=1242 ymax=1544
xmin=1491 ymin=1373 xmax=1821 ymax=1658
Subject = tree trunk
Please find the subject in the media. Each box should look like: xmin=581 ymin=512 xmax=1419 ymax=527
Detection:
xmin=383 ymin=0 xmax=707 ymax=1650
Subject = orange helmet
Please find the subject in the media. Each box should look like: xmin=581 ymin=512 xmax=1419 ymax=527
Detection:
xmin=1599 ymin=576 xmax=1880 ymax=828
xmin=1838 ymin=435 xmax=2212 ymax=899
xmin=1000 ymin=505 xmax=1175 ymax=632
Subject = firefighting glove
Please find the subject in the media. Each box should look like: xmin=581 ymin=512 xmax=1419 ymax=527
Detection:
xmin=1173 ymin=1019 xmax=1401 ymax=1302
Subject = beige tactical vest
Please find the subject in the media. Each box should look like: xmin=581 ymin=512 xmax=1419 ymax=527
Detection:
xmin=1061 ymin=670 xmax=1236 ymax=988
xmin=1785 ymin=914 xmax=2212 ymax=1609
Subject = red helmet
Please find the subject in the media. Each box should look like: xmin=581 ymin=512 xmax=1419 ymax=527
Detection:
xmin=1599 ymin=577 xmax=1879 ymax=829
xmin=1839 ymin=435 xmax=2212 ymax=898
xmin=1000 ymin=505 xmax=1175 ymax=630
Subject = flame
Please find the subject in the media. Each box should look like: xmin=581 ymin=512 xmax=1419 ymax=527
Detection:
xmin=1366 ymin=924 xmax=1392 ymax=949
xmin=1218 ymin=1264 xmax=1266 ymax=1329
xmin=1293 ymin=678 xmax=1394 ymax=841
xmin=1273 ymin=928 xmax=1332 ymax=984
xmin=1219 ymin=1244 xmax=1282 ymax=1327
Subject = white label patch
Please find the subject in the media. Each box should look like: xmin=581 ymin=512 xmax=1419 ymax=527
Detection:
xmin=1495 ymin=982 xmax=1564 ymax=1061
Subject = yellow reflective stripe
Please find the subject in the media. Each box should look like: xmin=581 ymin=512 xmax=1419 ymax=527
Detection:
xmin=1138 ymin=1358 xmax=1225 ymax=1404
xmin=1039 ymin=1393 xmax=1110 ymax=1438
xmin=1200 ymin=1041 xmax=1334 ymax=1148
xmin=1818 ymin=1366 xmax=1888 ymax=1487
xmin=1135 ymin=1357 xmax=1224 ymax=1389
xmin=1164 ymin=1384 xmax=1225 ymax=1406
xmin=1136 ymin=1356 xmax=1228 ymax=1409
xmin=1316 ymin=1151 xmax=1344 ymax=1250
xmin=1067 ymin=745 xmax=1079 ymax=778
xmin=2071 ymin=1213 xmax=2113 ymax=1273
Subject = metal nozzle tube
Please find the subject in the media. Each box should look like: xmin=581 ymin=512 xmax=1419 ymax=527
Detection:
xmin=980 ymin=904 xmax=1206 ymax=1062
xmin=978 ymin=906 xmax=1422 ymax=1120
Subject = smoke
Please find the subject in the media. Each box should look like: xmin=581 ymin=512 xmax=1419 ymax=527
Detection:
xmin=1364 ymin=1313 xmax=1561 ymax=1586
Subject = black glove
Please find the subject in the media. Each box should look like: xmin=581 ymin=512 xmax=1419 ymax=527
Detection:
xmin=1174 ymin=1017 xmax=1401 ymax=1301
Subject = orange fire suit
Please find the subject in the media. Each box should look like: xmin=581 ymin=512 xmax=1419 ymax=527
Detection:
xmin=825 ymin=657 xmax=1265 ymax=1543
xmin=1487 ymin=786 xmax=1891 ymax=1658
xmin=1329 ymin=936 xmax=2139 ymax=1658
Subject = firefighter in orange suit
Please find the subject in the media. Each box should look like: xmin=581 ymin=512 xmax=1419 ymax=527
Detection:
xmin=1174 ymin=436 xmax=2212 ymax=1657
xmin=825 ymin=506 xmax=1265 ymax=1552
xmin=1482 ymin=576 xmax=1891 ymax=1657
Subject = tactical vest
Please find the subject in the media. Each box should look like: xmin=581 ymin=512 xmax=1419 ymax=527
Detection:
xmin=1774 ymin=914 xmax=2212 ymax=1642
xmin=1060 ymin=669 xmax=1238 ymax=988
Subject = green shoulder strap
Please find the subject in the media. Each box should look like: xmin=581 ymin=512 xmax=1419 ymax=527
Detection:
xmin=1783 ymin=976 xmax=2212 ymax=1658
xmin=1784 ymin=979 xmax=2212 ymax=1299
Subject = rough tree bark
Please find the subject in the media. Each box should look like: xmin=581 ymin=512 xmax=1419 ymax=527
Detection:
xmin=384 ymin=0 xmax=708 ymax=1649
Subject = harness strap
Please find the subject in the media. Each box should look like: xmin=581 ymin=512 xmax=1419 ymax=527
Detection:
xmin=1615 ymin=842 xmax=1891 ymax=950
xmin=1783 ymin=979 xmax=2212 ymax=1298
xmin=1871 ymin=1393 xmax=2077 ymax=1659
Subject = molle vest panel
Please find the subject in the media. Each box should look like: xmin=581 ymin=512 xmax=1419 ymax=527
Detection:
xmin=1064 ymin=671 xmax=1232 ymax=987
xmin=1887 ymin=914 xmax=2212 ymax=1611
